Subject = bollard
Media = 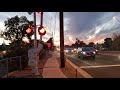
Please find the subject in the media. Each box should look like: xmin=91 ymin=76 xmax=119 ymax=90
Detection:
xmin=20 ymin=56 xmax=22 ymax=70
xmin=76 ymin=69 xmax=77 ymax=78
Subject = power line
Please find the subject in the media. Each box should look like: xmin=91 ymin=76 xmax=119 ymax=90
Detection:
xmin=50 ymin=12 xmax=53 ymax=32
xmin=53 ymin=12 xmax=57 ymax=46
xmin=115 ymin=17 xmax=120 ymax=23
xmin=53 ymin=12 xmax=57 ymax=38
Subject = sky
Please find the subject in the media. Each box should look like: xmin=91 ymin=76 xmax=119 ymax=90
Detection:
xmin=0 ymin=12 xmax=120 ymax=46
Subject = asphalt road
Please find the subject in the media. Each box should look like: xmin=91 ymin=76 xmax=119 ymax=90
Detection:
xmin=66 ymin=53 xmax=120 ymax=78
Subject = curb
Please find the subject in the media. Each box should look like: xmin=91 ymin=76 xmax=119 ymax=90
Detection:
xmin=66 ymin=58 xmax=93 ymax=78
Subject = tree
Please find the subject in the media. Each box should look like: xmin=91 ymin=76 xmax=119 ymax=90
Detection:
xmin=88 ymin=42 xmax=95 ymax=47
xmin=71 ymin=44 xmax=76 ymax=48
xmin=104 ymin=38 xmax=112 ymax=50
xmin=3 ymin=15 xmax=33 ymax=44
xmin=82 ymin=42 xmax=87 ymax=47
xmin=75 ymin=38 xmax=86 ymax=47
xmin=111 ymin=34 xmax=120 ymax=50
xmin=65 ymin=45 xmax=70 ymax=48
xmin=0 ymin=15 xmax=35 ymax=58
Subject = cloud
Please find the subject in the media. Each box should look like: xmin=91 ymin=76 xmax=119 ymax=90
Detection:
xmin=63 ymin=12 xmax=120 ymax=44
xmin=1 ymin=12 xmax=120 ymax=46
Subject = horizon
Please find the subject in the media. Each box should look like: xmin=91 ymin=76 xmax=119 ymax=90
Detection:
xmin=0 ymin=12 xmax=120 ymax=46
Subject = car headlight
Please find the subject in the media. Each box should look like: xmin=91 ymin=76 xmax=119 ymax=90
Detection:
xmin=96 ymin=50 xmax=98 ymax=51
xmin=71 ymin=50 xmax=73 ymax=52
xmin=93 ymin=51 xmax=96 ymax=54
xmin=82 ymin=52 xmax=86 ymax=54
xmin=74 ymin=49 xmax=77 ymax=51
xmin=66 ymin=50 xmax=68 ymax=52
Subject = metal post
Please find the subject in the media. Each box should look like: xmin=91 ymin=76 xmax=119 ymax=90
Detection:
xmin=59 ymin=12 xmax=65 ymax=68
xmin=52 ymin=32 xmax=53 ymax=44
xmin=40 ymin=35 xmax=42 ymax=41
xmin=34 ymin=12 xmax=37 ymax=48
xmin=76 ymin=69 xmax=77 ymax=78
xmin=33 ymin=12 xmax=40 ymax=75
xmin=20 ymin=56 xmax=22 ymax=70
xmin=52 ymin=32 xmax=55 ymax=51
xmin=6 ymin=58 xmax=9 ymax=77
xmin=40 ymin=12 xmax=43 ymax=42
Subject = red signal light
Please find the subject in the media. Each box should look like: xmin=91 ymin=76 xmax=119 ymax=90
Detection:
xmin=38 ymin=12 xmax=43 ymax=15
xmin=26 ymin=26 xmax=33 ymax=33
xmin=38 ymin=26 xmax=46 ymax=35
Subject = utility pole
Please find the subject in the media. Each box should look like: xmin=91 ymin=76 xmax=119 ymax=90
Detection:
xmin=40 ymin=12 xmax=43 ymax=42
xmin=52 ymin=32 xmax=54 ymax=50
xmin=33 ymin=12 xmax=37 ymax=48
xmin=60 ymin=12 xmax=65 ymax=68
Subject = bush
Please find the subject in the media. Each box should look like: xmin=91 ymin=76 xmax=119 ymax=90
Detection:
xmin=8 ymin=55 xmax=28 ymax=72
xmin=4 ymin=41 xmax=30 ymax=72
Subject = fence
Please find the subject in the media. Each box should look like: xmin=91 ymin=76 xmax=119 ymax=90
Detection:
xmin=0 ymin=55 xmax=28 ymax=78
xmin=65 ymin=58 xmax=93 ymax=78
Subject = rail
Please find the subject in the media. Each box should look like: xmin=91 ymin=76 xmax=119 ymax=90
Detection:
xmin=65 ymin=58 xmax=93 ymax=78
xmin=0 ymin=55 xmax=28 ymax=78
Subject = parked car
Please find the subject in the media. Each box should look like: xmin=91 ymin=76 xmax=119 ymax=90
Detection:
xmin=77 ymin=47 xmax=96 ymax=59
xmin=64 ymin=48 xmax=73 ymax=54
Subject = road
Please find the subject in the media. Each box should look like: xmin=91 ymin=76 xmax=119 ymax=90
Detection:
xmin=66 ymin=52 xmax=120 ymax=78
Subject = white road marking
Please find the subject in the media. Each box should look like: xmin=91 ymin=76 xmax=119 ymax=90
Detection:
xmin=98 ymin=53 xmax=119 ymax=57
xmin=77 ymin=68 xmax=93 ymax=78
xmin=66 ymin=58 xmax=93 ymax=78
xmin=67 ymin=55 xmax=93 ymax=66
xmin=67 ymin=54 xmax=120 ymax=69
xmin=80 ymin=64 xmax=120 ymax=68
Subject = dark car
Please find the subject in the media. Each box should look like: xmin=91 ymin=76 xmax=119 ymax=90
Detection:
xmin=89 ymin=47 xmax=98 ymax=54
xmin=77 ymin=47 xmax=96 ymax=59
xmin=64 ymin=48 xmax=73 ymax=54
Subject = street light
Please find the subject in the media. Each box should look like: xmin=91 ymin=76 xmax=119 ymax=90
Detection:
xmin=113 ymin=16 xmax=116 ymax=19
xmin=113 ymin=16 xmax=120 ymax=23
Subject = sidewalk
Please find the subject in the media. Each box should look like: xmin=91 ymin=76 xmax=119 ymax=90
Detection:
xmin=6 ymin=51 xmax=67 ymax=78
xmin=42 ymin=51 xmax=66 ymax=78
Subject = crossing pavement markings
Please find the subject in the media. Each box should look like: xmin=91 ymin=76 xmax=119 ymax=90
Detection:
xmin=80 ymin=64 xmax=120 ymax=68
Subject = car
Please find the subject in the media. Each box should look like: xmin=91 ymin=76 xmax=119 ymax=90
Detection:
xmin=56 ymin=47 xmax=60 ymax=53
xmin=73 ymin=48 xmax=78 ymax=53
xmin=64 ymin=48 xmax=73 ymax=54
xmin=77 ymin=47 xmax=96 ymax=59
xmin=89 ymin=47 xmax=98 ymax=54
xmin=95 ymin=49 xmax=98 ymax=54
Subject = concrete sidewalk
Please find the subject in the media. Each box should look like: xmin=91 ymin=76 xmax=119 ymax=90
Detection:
xmin=42 ymin=51 xmax=67 ymax=78
xmin=5 ymin=51 xmax=67 ymax=78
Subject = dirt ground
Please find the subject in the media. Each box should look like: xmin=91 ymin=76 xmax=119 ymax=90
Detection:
xmin=57 ymin=57 xmax=77 ymax=78
xmin=6 ymin=53 xmax=82 ymax=78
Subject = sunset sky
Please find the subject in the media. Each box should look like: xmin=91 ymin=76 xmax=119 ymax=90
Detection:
xmin=0 ymin=12 xmax=120 ymax=46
